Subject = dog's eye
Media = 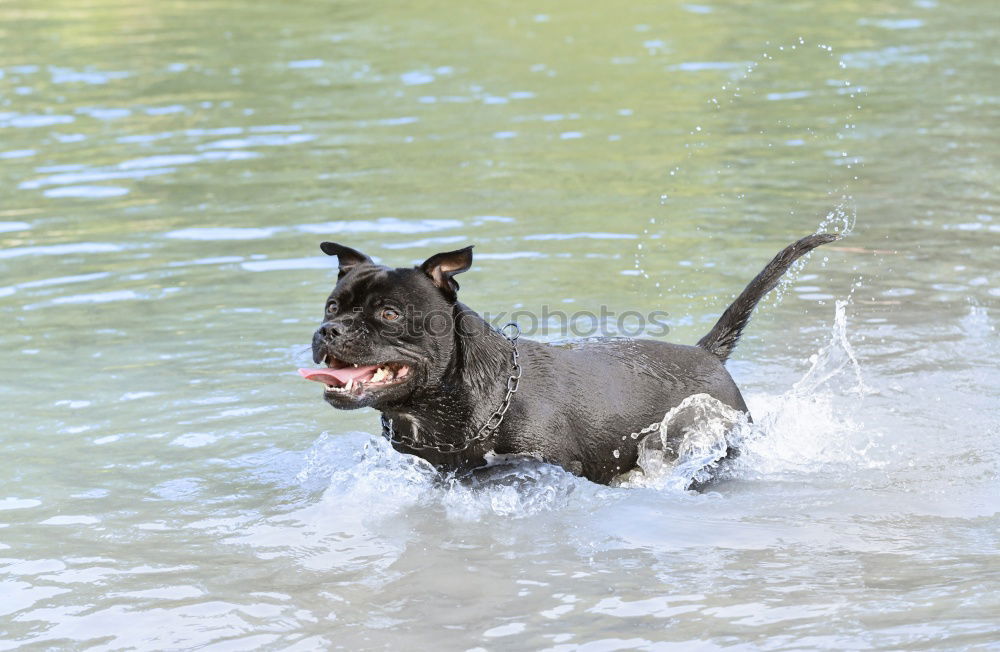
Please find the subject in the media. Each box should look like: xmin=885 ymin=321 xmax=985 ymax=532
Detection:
xmin=325 ymin=301 xmax=338 ymax=315
xmin=381 ymin=308 xmax=401 ymax=321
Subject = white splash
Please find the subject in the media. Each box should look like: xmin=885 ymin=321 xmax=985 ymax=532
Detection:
xmin=297 ymin=433 xmax=589 ymax=522
xmin=735 ymin=300 xmax=881 ymax=477
xmin=793 ymin=299 xmax=868 ymax=396
xmin=615 ymin=394 xmax=749 ymax=491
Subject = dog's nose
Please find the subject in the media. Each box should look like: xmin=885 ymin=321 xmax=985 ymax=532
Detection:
xmin=312 ymin=322 xmax=342 ymax=364
xmin=319 ymin=320 xmax=342 ymax=339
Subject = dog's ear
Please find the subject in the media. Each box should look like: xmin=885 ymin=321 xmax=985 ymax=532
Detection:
xmin=320 ymin=242 xmax=373 ymax=278
xmin=420 ymin=246 xmax=473 ymax=297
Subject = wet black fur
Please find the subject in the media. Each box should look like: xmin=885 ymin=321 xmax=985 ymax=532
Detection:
xmin=309 ymin=234 xmax=837 ymax=485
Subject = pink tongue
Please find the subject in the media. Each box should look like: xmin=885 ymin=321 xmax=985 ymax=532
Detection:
xmin=298 ymin=365 xmax=379 ymax=387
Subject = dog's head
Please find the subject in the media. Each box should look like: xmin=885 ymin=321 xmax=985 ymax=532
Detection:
xmin=300 ymin=242 xmax=473 ymax=410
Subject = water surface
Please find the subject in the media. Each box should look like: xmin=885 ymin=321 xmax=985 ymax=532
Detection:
xmin=1 ymin=0 xmax=998 ymax=649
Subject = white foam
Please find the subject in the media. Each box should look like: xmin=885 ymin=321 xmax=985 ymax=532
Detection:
xmin=616 ymin=394 xmax=749 ymax=491
xmin=295 ymin=434 xmax=591 ymax=523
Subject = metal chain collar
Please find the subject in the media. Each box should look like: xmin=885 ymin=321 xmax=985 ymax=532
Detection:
xmin=380 ymin=322 xmax=522 ymax=455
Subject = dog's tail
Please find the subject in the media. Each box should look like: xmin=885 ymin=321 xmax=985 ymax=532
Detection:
xmin=696 ymin=233 xmax=839 ymax=362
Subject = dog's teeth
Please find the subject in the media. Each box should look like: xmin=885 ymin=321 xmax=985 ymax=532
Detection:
xmin=346 ymin=379 xmax=354 ymax=391
xmin=352 ymin=363 xmax=359 ymax=368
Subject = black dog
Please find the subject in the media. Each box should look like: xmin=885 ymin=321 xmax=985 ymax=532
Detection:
xmin=300 ymin=234 xmax=836 ymax=484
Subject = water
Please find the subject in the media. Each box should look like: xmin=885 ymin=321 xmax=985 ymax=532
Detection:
xmin=2 ymin=0 xmax=998 ymax=648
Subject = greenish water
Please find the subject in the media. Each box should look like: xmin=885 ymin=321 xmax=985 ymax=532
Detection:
xmin=1 ymin=0 xmax=998 ymax=649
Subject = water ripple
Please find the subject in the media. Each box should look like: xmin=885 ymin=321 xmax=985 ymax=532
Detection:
xmin=0 ymin=242 xmax=122 ymax=259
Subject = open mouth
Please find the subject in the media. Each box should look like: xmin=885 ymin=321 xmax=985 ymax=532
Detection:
xmin=298 ymin=355 xmax=411 ymax=396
